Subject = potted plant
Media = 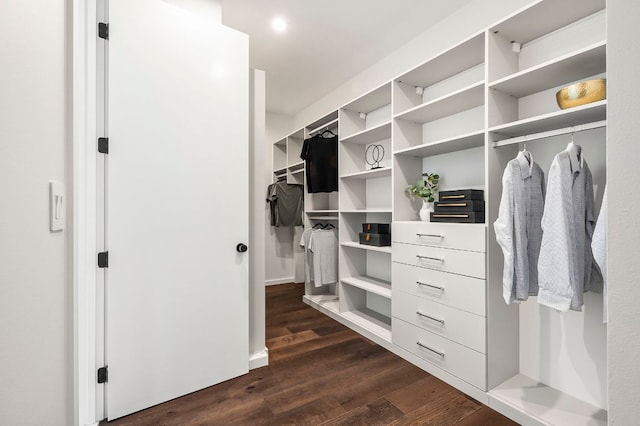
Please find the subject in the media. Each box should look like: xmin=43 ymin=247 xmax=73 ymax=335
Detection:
xmin=406 ymin=173 xmax=439 ymax=221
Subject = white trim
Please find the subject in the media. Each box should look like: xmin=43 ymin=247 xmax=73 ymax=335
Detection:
xmin=73 ymin=0 xmax=99 ymax=425
xmin=249 ymin=348 xmax=269 ymax=370
xmin=265 ymin=277 xmax=296 ymax=286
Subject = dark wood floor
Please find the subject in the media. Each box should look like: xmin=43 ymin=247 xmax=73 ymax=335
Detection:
xmin=108 ymin=283 xmax=517 ymax=425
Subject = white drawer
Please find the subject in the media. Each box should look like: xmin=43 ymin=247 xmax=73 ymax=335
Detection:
xmin=393 ymin=222 xmax=486 ymax=252
xmin=393 ymin=242 xmax=486 ymax=279
xmin=392 ymin=291 xmax=486 ymax=353
xmin=393 ymin=318 xmax=486 ymax=390
xmin=392 ymin=262 xmax=485 ymax=316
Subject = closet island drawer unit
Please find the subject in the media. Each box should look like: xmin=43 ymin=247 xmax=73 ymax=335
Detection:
xmin=393 ymin=241 xmax=486 ymax=279
xmin=392 ymin=222 xmax=486 ymax=252
xmin=393 ymin=318 xmax=486 ymax=389
xmin=393 ymin=290 xmax=486 ymax=353
xmin=392 ymin=262 xmax=485 ymax=316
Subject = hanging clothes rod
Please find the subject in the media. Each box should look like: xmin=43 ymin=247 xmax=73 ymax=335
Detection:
xmin=492 ymin=120 xmax=607 ymax=148
xmin=308 ymin=118 xmax=339 ymax=136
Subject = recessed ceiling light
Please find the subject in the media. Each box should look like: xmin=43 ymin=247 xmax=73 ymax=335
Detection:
xmin=272 ymin=17 xmax=287 ymax=33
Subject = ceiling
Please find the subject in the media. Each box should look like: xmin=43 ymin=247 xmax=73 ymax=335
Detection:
xmin=221 ymin=0 xmax=474 ymax=116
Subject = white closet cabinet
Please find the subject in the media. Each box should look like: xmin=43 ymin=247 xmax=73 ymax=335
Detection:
xmin=291 ymin=0 xmax=608 ymax=424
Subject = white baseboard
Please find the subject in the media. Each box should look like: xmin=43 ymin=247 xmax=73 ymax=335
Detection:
xmin=84 ymin=422 xmax=100 ymax=426
xmin=265 ymin=277 xmax=294 ymax=286
xmin=249 ymin=348 xmax=269 ymax=369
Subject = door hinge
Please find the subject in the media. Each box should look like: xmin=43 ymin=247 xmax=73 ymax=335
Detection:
xmin=98 ymin=22 xmax=109 ymax=40
xmin=98 ymin=137 xmax=109 ymax=154
xmin=98 ymin=251 xmax=109 ymax=268
xmin=97 ymin=366 xmax=108 ymax=384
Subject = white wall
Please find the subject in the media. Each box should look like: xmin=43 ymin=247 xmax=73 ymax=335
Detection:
xmin=265 ymin=111 xmax=296 ymax=284
xmin=0 ymin=0 xmax=70 ymax=424
xmin=607 ymin=1 xmax=640 ymax=423
xmin=249 ymin=69 xmax=267 ymax=364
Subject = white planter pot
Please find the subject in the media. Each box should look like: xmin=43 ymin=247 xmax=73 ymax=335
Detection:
xmin=419 ymin=200 xmax=434 ymax=221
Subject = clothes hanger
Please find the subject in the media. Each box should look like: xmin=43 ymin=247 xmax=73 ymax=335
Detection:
xmin=566 ymin=129 xmax=584 ymax=167
xmin=321 ymin=128 xmax=336 ymax=138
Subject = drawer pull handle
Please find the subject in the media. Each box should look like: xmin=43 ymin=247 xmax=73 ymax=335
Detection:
xmin=416 ymin=255 xmax=444 ymax=262
xmin=416 ymin=281 xmax=444 ymax=291
xmin=416 ymin=233 xmax=444 ymax=238
xmin=416 ymin=342 xmax=445 ymax=357
xmin=416 ymin=311 xmax=445 ymax=325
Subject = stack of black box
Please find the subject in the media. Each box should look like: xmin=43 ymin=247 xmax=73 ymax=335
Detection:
xmin=431 ymin=189 xmax=485 ymax=223
xmin=359 ymin=223 xmax=391 ymax=246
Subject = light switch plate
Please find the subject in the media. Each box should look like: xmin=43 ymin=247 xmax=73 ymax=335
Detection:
xmin=49 ymin=181 xmax=65 ymax=232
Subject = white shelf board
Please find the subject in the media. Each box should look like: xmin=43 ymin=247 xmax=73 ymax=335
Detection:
xmin=274 ymin=138 xmax=286 ymax=147
xmin=307 ymin=216 xmax=339 ymax=221
xmin=307 ymin=209 xmax=339 ymax=215
xmin=341 ymin=276 xmax=391 ymax=299
xmin=340 ymin=167 xmax=391 ymax=180
xmin=395 ymin=81 xmax=484 ymax=124
xmin=288 ymin=161 xmax=304 ymax=171
xmin=303 ymin=296 xmax=393 ymax=347
xmin=306 ymin=110 xmax=339 ymax=131
xmin=489 ymin=100 xmax=606 ymax=141
xmin=341 ymin=242 xmax=392 ymax=254
xmin=489 ymin=42 xmax=606 ymax=98
xmin=302 ymin=294 xmax=340 ymax=314
xmin=396 ymin=33 xmax=484 ymax=88
xmin=308 ymin=117 xmax=339 ymax=136
xmin=394 ymin=130 xmax=485 ymax=158
xmin=340 ymin=209 xmax=392 ymax=214
xmin=290 ymin=168 xmax=304 ymax=176
xmin=340 ymin=121 xmax=391 ymax=145
xmin=342 ymin=83 xmax=391 ymax=114
xmin=489 ymin=374 xmax=607 ymax=426
xmin=273 ymin=167 xmax=287 ymax=175
xmin=490 ymin=0 xmax=605 ymax=44
xmin=341 ymin=309 xmax=392 ymax=342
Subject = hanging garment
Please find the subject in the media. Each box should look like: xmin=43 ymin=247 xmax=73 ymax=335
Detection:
xmin=300 ymin=227 xmax=315 ymax=286
xmin=266 ymin=182 xmax=304 ymax=227
xmin=300 ymin=133 xmax=338 ymax=193
xmin=494 ymin=150 xmax=546 ymax=304
xmin=537 ymin=144 xmax=603 ymax=312
xmin=301 ymin=228 xmax=338 ymax=288
xmin=592 ymin=185 xmax=607 ymax=324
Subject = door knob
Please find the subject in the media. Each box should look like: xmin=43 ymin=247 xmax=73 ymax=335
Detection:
xmin=236 ymin=243 xmax=248 ymax=253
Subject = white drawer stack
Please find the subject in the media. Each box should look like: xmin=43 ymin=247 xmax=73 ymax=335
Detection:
xmin=391 ymin=221 xmax=487 ymax=390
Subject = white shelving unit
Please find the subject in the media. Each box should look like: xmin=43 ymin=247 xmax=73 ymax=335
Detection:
xmin=292 ymin=1 xmax=609 ymax=424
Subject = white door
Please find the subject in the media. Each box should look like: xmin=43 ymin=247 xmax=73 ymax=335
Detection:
xmin=106 ymin=0 xmax=249 ymax=419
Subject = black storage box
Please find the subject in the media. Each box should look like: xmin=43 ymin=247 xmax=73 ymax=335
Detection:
xmin=359 ymin=232 xmax=391 ymax=247
xmin=438 ymin=189 xmax=484 ymax=201
xmin=362 ymin=223 xmax=390 ymax=234
xmin=430 ymin=211 xmax=485 ymax=223
xmin=435 ymin=199 xmax=484 ymax=212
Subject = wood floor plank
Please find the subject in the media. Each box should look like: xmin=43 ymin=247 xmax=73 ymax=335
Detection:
xmin=319 ymin=398 xmax=404 ymax=426
xmin=107 ymin=283 xmax=517 ymax=426
xmin=266 ymin=329 xmax=321 ymax=350
xmin=388 ymin=390 xmax=481 ymax=426
xmin=453 ymin=405 xmax=517 ymax=426
xmin=268 ymin=397 xmax=347 ymax=426
xmin=333 ymin=362 xmax=428 ymax=411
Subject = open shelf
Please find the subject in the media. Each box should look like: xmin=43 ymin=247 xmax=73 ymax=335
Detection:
xmin=341 ymin=242 xmax=392 ymax=254
xmin=489 ymin=100 xmax=606 ymax=141
xmin=340 ymin=209 xmax=392 ymax=214
xmin=340 ymin=167 xmax=392 ymax=180
xmin=307 ymin=209 xmax=339 ymax=215
xmin=490 ymin=0 xmax=605 ymax=45
xmin=489 ymin=42 xmax=606 ymax=98
xmin=395 ymin=81 xmax=484 ymax=124
xmin=342 ymin=83 xmax=392 ymax=114
xmin=308 ymin=117 xmax=339 ymax=137
xmin=340 ymin=121 xmax=391 ymax=145
xmin=288 ymin=161 xmax=304 ymax=171
xmin=341 ymin=276 xmax=391 ymax=299
xmin=302 ymin=294 xmax=340 ymax=314
xmin=290 ymin=168 xmax=304 ymax=177
xmin=489 ymin=374 xmax=607 ymax=426
xmin=394 ymin=130 xmax=485 ymax=158
xmin=274 ymin=167 xmax=287 ymax=175
xmin=341 ymin=309 xmax=392 ymax=342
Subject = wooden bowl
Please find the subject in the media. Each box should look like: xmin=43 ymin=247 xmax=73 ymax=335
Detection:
xmin=556 ymin=79 xmax=606 ymax=109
